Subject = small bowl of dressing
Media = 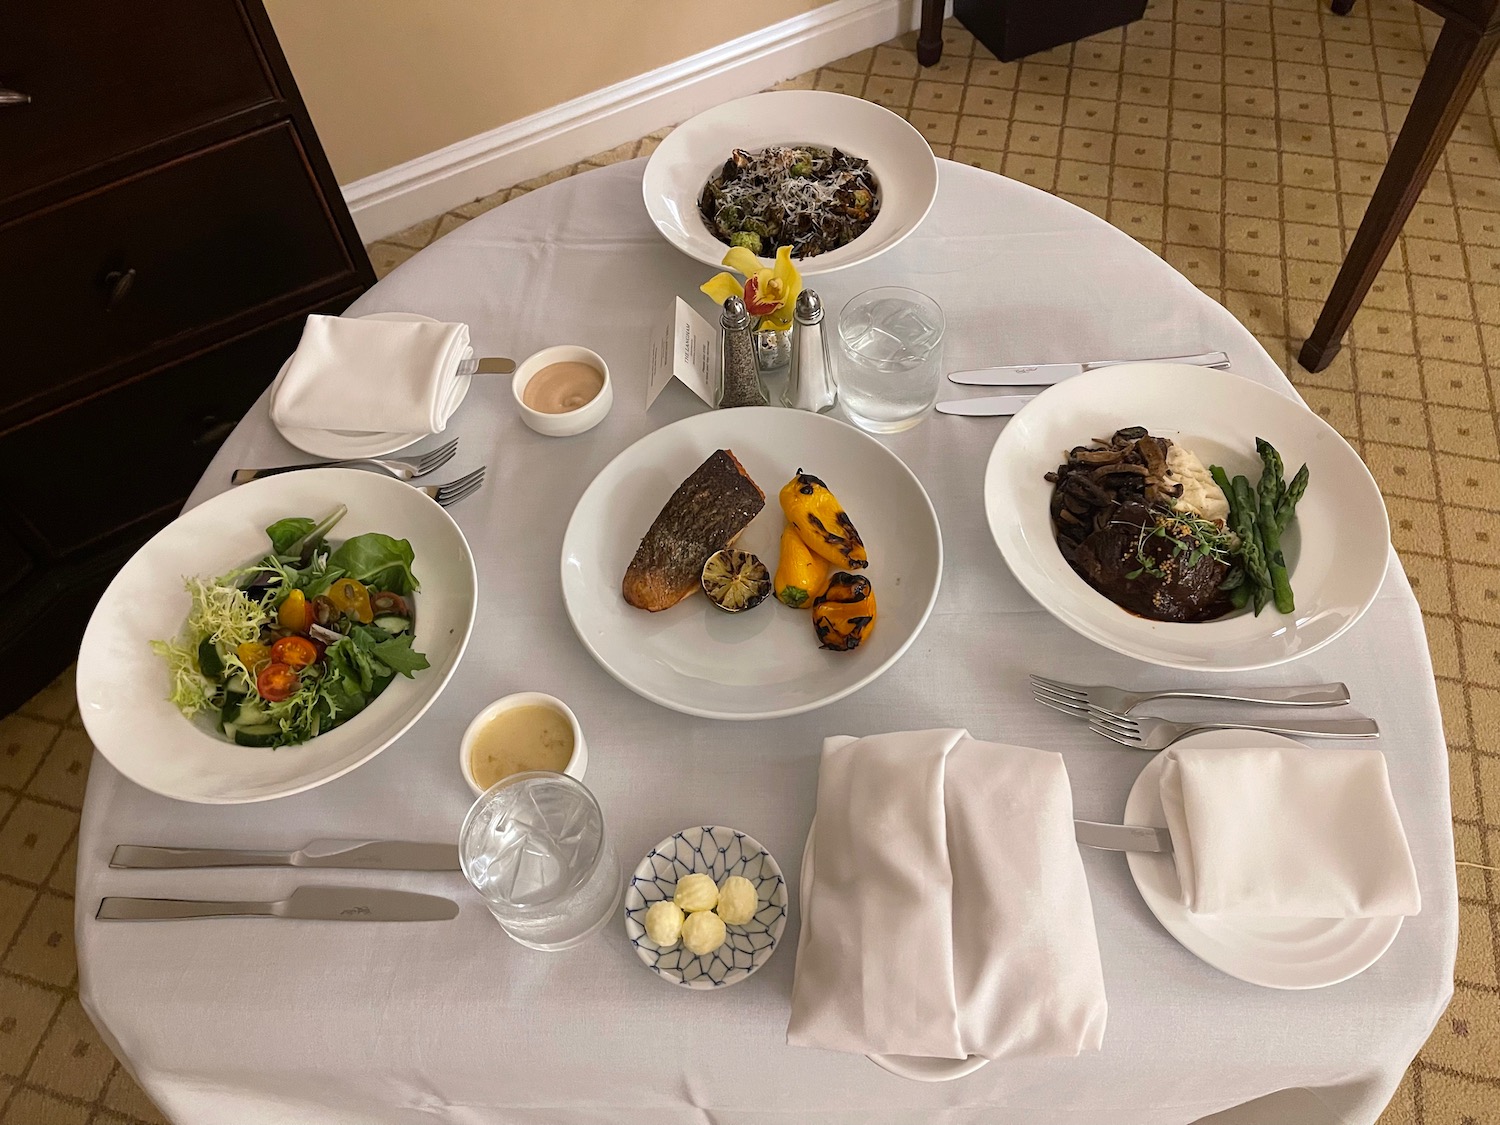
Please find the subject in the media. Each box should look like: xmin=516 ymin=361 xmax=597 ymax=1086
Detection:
xmin=460 ymin=692 xmax=588 ymax=797
xmin=512 ymin=345 xmax=612 ymax=436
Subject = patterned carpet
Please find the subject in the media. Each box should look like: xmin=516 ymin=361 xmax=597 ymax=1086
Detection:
xmin=3 ymin=1 xmax=1497 ymax=1121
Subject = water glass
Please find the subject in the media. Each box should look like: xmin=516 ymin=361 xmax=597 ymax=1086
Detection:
xmin=459 ymin=771 xmax=622 ymax=951
xmin=833 ymin=286 xmax=946 ymax=433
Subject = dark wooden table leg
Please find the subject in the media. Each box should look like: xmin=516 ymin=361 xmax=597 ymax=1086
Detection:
xmin=917 ymin=0 xmax=945 ymax=65
xmin=1330 ymin=0 xmax=1356 ymax=16
xmin=1299 ymin=19 xmax=1499 ymax=371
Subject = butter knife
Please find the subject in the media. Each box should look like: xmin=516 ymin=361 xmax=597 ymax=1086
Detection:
xmin=1074 ymin=821 xmax=1172 ymax=853
xmin=948 ymin=350 xmax=1230 ymax=387
xmin=110 ymin=840 xmax=459 ymax=871
xmin=97 ymin=885 xmax=459 ymax=922
xmin=937 ymin=394 xmax=1038 ymax=417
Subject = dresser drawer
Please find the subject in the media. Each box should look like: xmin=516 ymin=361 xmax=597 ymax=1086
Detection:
xmin=1 ymin=312 xmax=315 ymax=558
xmin=0 ymin=123 xmax=353 ymax=415
xmin=0 ymin=0 xmax=276 ymax=206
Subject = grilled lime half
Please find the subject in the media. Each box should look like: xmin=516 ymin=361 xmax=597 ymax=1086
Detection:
xmin=701 ymin=549 xmax=772 ymax=613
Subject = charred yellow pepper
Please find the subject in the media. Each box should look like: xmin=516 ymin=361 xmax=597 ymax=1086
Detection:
xmin=779 ymin=470 xmax=868 ymax=570
xmin=812 ymin=573 xmax=877 ymax=651
xmin=774 ymin=523 xmax=832 ymax=608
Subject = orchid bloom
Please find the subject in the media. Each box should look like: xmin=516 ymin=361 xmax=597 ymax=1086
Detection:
xmin=700 ymin=246 xmax=803 ymax=332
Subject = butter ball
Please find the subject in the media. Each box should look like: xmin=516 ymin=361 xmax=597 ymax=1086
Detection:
xmin=681 ymin=908 xmax=727 ymax=956
xmin=643 ymin=900 xmax=684 ymax=947
xmin=673 ymin=873 xmax=719 ymax=913
xmin=715 ymin=875 xmax=758 ymax=926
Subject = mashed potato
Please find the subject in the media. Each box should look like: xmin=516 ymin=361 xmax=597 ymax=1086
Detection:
xmin=1166 ymin=443 xmax=1230 ymax=524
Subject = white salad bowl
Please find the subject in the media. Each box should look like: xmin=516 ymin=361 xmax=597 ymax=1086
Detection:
xmin=983 ymin=364 xmax=1390 ymax=672
xmin=641 ymin=90 xmax=939 ymax=276
xmin=77 ymin=468 xmax=478 ymax=803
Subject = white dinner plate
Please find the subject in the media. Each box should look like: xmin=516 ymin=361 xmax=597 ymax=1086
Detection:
xmin=271 ymin=311 xmax=473 ymax=459
xmin=641 ymin=90 xmax=939 ymax=276
xmin=76 ymin=469 xmax=477 ymax=803
xmin=560 ymin=408 xmax=942 ymax=720
xmin=983 ymin=363 xmax=1390 ymax=671
xmin=799 ymin=819 xmax=989 ymax=1081
xmin=1124 ymin=731 xmax=1404 ymax=989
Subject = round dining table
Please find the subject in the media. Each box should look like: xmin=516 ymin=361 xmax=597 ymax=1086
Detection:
xmin=75 ymin=159 xmax=1456 ymax=1125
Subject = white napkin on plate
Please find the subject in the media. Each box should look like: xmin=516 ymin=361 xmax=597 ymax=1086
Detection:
xmin=788 ymin=729 xmax=1108 ymax=1061
xmin=1160 ymin=745 xmax=1421 ymax=918
xmin=269 ymin=314 xmax=471 ymax=435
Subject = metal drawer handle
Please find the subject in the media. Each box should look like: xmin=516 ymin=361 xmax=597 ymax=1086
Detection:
xmin=0 ymin=87 xmax=29 ymax=106
xmin=103 ymin=268 xmax=136 ymax=311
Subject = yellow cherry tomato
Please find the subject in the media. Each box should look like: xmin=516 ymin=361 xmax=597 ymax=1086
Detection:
xmin=236 ymin=642 xmax=272 ymax=674
xmin=277 ymin=588 xmax=312 ymax=632
xmin=326 ymin=578 xmax=373 ymax=623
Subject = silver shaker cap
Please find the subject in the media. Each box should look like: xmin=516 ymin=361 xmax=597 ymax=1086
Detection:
xmin=720 ymin=295 xmax=751 ymax=329
xmin=794 ymin=289 xmax=823 ymax=324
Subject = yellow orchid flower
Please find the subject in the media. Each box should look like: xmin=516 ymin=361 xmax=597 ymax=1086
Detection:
xmin=699 ymin=246 xmax=803 ymax=332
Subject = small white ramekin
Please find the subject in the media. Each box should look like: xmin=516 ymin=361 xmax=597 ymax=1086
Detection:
xmin=459 ymin=692 xmax=588 ymax=797
xmin=511 ymin=345 xmax=612 ymax=437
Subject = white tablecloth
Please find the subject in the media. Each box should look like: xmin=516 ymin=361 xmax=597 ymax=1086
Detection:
xmin=75 ymin=159 xmax=1457 ymax=1125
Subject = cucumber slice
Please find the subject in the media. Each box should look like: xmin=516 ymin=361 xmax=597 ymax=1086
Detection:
xmin=233 ymin=698 xmax=269 ymax=728
xmin=197 ymin=637 xmax=225 ymax=680
xmin=232 ymin=723 xmax=281 ymax=748
xmin=371 ymin=615 xmax=411 ymax=636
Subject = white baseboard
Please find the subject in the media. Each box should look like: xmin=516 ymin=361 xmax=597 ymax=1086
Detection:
xmin=344 ymin=0 xmax=945 ymax=243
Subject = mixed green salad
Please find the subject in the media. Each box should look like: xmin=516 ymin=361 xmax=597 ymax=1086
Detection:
xmin=151 ymin=507 xmax=430 ymax=748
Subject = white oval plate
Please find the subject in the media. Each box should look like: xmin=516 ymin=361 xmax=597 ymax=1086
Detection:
xmin=642 ymin=90 xmax=939 ymax=276
xmin=560 ymin=408 xmax=943 ymax=720
xmin=623 ymin=825 xmax=788 ymax=989
xmin=799 ymin=820 xmax=988 ymax=1081
xmin=76 ymin=469 xmax=477 ymax=803
xmin=271 ymin=312 xmax=473 ymax=459
xmin=1124 ymin=731 xmax=1403 ymax=989
xmin=983 ymin=364 xmax=1390 ymax=671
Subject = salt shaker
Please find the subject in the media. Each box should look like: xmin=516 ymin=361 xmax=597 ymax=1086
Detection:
xmin=716 ymin=296 xmax=769 ymax=408
xmin=782 ymin=289 xmax=837 ymax=413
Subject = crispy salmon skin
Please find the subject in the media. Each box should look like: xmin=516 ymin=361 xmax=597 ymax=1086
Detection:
xmin=623 ymin=450 xmax=765 ymax=611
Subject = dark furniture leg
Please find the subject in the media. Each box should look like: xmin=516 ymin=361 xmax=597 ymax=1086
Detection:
xmin=1299 ymin=19 xmax=1499 ymax=371
xmin=1330 ymin=0 xmax=1355 ymax=15
xmin=918 ymin=0 xmax=945 ymax=65
xmin=955 ymin=0 xmax=1147 ymax=63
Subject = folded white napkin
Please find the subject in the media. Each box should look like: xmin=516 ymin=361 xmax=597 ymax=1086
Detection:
xmin=788 ymin=729 xmax=1108 ymax=1061
xmin=1160 ymin=745 xmax=1421 ymax=918
xmin=269 ymin=314 xmax=471 ymax=435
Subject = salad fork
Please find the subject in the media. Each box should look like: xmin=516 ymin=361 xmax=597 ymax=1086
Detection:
xmin=230 ymin=438 xmax=458 ymax=485
xmin=418 ymin=466 xmax=486 ymax=507
xmin=1087 ymin=711 xmax=1379 ymax=750
xmin=1031 ymin=675 xmax=1351 ymax=718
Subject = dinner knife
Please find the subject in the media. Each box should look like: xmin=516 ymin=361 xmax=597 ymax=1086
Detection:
xmin=110 ymin=840 xmax=459 ymax=872
xmin=96 ymin=886 xmax=460 ymax=922
xmin=947 ymin=350 xmax=1230 ymax=387
xmin=1073 ymin=820 xmax=1172 ymax=854
xmin=936 ymin=394 xmax=1037 ymax=417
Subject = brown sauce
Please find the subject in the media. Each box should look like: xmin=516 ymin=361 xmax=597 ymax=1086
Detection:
xmin=523 ymin=362 xmax=604 ymax=414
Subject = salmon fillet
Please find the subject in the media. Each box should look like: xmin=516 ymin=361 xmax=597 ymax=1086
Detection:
xmin=623 ymin=449 xmax=765 ymax=611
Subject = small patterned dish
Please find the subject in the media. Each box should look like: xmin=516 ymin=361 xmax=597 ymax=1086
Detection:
xmin=624 ymin=825 xmax=788 ymax=989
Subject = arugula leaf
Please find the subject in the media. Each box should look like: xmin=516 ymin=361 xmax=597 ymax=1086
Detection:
xmin=368 ymin=634 xmax=430 ymax=677
xmin=326 ymin=533 xmax=420 ymax=595
xmin=266 ymin=517 xmax=317 ymax=556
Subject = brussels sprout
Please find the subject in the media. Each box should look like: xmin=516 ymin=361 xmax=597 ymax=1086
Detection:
xmin=729 ymin=230 xmax=764 ymax=254
xmin=790 ymin=159 xmax=813 ymax=176
xmin=717 ymin=204 xmax=742 ymax=228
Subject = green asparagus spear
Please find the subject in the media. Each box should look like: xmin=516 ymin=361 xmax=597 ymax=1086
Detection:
xmin=1256 ymin=437 xmax=1287 ymax=510
xmin=1231 ymin=584 xmax=1252 ymax=610
xmin=1277 ymin=463 xmax=1309 ymax=533
xmin=1258 ymin=485 xmax=1295 ymax=614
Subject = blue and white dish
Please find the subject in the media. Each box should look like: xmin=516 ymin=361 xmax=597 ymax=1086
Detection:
xmin=624 ymin=825 xmax=788 ymax=989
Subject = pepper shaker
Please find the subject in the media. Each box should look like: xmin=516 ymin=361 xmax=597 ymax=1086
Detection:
xmin=782 ymin=289 xmax=837 ymax=413
xmin=716 ymin=296 xmax=769 ymax=408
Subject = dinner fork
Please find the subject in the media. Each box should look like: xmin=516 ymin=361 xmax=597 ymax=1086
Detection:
xmin=1087 ymin=711 xmax=1380 ymax=750
xmin=1030 ymin=675 xmax=1350 ymax=718
xmin=417 ymin=466 xmax=485 ymax=507
xmin=230 ymin=438 xmax=459 ymax=485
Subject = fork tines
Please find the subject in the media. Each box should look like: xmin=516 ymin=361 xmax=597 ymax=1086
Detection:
xmin=1086 ymin=718 xmax=1142 ymax=746
xmin=1030 ymin=675 xmax=1091 ymax=718
xmin=426 ymin=466 xmax=486 ymax=507
xmin=416 ymin=437 xmax=460 ymax=475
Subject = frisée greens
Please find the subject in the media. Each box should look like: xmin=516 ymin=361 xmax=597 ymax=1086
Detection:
xmin=151 ymin=509 xmax=430 ymax=748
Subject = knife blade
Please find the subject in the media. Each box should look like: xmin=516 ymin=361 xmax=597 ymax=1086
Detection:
xmin=110 ymin=840 xmax=460 ymax=871
xmin=1073 ymin=820 xmax=1173 ymax=853
xmin=96 ymin=886 xmax=460 ymax=922
xmin=947 ymin=350 xmax=1231 ymax=387
xmin=936 ymin=394 xmax=1037 ymax=417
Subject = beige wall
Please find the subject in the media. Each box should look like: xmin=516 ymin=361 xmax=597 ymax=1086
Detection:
xmin=265 ymin=0 xmax=837 ymax=185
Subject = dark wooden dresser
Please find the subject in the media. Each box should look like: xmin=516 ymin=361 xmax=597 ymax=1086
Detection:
xmin=0 ymin=1 xmax=375 ymax=714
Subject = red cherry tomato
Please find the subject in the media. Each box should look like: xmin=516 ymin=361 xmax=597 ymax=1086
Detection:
xmin=370 ymin=591 xmax=409 ymax=617
xmin=256 ymin=663 xmax=299 ymax=702
xmin=270 ymin=636 xmax=319 ymax=670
